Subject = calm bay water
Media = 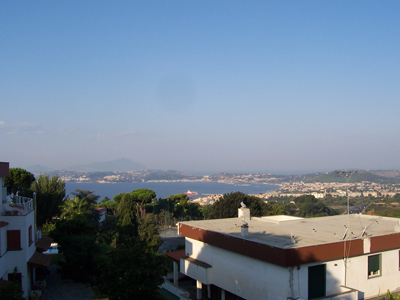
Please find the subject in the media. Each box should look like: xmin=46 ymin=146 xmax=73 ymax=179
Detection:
xmin=65 ymin=181 xmax=279 ymax=200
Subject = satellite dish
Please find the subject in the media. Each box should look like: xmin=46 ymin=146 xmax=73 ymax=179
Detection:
xmin=240 ymin=201 xmax=246 ymax=208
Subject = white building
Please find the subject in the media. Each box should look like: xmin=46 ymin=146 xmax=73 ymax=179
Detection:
xmin=0 ymin=162 xmax=52 ymax=298
xmin=165 ymin=208 xmax=400 ymax=300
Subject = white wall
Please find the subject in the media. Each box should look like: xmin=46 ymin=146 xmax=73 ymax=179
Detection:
xmin=185 ymin=238 xmax=291 ymax=300
xmin=184 ymin=238 xmax=400 ymax=300
xmin=2 ymin=210 xmax=36 ymax=298
xmin=346 ymin=249 xmax=400 ymax=299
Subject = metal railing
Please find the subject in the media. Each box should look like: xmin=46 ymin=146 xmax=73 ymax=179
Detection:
xmin=288 ymin=286 xmax=359 ymax=300
xmin=2 ymin=195 xmax=34 ymax=216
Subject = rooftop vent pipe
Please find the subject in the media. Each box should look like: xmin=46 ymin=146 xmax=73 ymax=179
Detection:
xmin=241 ymin=224 xmax=249 ymax=237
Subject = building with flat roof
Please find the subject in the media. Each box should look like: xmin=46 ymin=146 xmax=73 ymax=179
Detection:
xmin=0 ymin=162 xmax=52 ymax=298
xmin=165 ymin=208 xmax=400 ymax=300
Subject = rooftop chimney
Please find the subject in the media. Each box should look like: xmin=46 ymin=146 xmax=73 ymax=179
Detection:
xmin=238 ymin=207 xmax=250 ymax=220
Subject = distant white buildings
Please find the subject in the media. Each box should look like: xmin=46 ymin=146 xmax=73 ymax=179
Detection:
xmin=0 ymin=162 xmax=52 ymax=298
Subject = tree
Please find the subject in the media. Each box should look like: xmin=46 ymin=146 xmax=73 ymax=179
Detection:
xmin=98 ymin=236 xmax=167 ymax=300
xmin=0 ymin=268 xmax=24 ymax=300
xmin=130 ymin=188 xmax=156 ymax=218
xmin=117 ymin=193 xmax=138 ymax=235
xmin=98 ymin=215 xmax=119 ymax=246
xmin=295 ymin=195 xmax=338 ymax=217
xmin=263 ymin=201 xmax=287 ymax=216
xmin=49 ymin=214 xmax=102 ymax=281
xmin=130 ymin=188 xmax=156 ymax=204
xmin=59 ymin=197 xmax=92 ymax=220
xmin=4 ymin=167 xmax=35 ymax=196
xmin=209 ymin=192 xmax=278 ymax=219
xmin=32 ymin=174 xmax=66 ymax=226
xmin=71 ymin=189 xmax=100 ymax=205
xmin=96 ymin=200 xmax=118 ymax=216
xmin=113 ymin=193 xmax=125 ymax=204
xmin=138 ymin=214 xmax=162 ymax=253
xmin=166 ymin=193 xmax=203 ymax=221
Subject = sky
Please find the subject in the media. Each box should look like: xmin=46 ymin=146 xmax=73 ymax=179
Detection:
xmin=1 ymin=1 xmax=400 ymax=174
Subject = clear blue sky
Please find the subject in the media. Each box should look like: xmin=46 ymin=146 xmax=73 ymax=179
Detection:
xmin=1 ymin=1 xmax=399 ymax=174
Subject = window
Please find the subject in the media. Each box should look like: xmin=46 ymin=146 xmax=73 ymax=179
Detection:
xmin=28 ymin=225 xmax=33 ymax=246
xmin=7 ymin=230 xmax=21 ymax=250
xmin=368 ymin=254 xmax=381 ymax=278
xmin=308 ymin=264 xmax=326 ymax=299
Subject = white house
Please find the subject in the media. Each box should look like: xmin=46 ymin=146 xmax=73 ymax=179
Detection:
xmin=166 ymin=208 xmax=400 ymax=300
xmin=0 ymin=162 xmax=52 ymax=298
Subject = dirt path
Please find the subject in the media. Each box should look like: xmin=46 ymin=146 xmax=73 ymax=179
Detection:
xmin=42 ymin=265 xmax=94 ymax=300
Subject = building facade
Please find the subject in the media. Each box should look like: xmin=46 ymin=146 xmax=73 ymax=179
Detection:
xmin=169 ymin=210 xmax=400 ymax=300
xmin=0 ymin=162 xmax=52 ymax=298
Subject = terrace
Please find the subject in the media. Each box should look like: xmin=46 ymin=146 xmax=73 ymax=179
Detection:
xmin=2 ymin=195 xmax=34 ymax=216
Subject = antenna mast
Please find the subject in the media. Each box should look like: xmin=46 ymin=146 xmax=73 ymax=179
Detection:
xmin=337 ymin=171 xmax=357 ymax=226
xmin=336 ymin=170 xmax=357 ymax=287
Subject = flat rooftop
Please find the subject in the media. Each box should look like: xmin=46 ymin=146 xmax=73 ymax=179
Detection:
xmin=179 ymin=214 xmax=400 ymax=249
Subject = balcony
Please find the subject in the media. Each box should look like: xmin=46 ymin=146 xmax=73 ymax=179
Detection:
xmin=2 ymin=196 xmax=34 ymax=216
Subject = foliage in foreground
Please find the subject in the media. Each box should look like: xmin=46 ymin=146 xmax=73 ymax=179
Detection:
xmin=295 ymin=195 xmax=339 ymax=217
xmin=32 ymin=174 xmax=66 ymax=226
xmin=0 ymin=267 xmax=25 ymax=300
xmin=4 ymin=167 xmax=35 ymax=196
xmin=380 ymin=289 xmax=400 ymax=300
xmin=48 ymin=188 xmax=167 ymax=299
xmin=209 ymin=191 xmax=286 ymax=219
xmin=97 ymin=235 xmax=167 ymax=300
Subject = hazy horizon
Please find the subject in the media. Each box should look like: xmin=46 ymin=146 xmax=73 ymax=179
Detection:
xmin=2 ymin=2 xmax=400 ymax=174
xmin=15 ymin=158 xmax=394 ymax=177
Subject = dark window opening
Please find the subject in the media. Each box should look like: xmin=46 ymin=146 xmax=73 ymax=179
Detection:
xmin=7 ymin=230 xmax=21 ymax=250
xmin=368 ymin=254 xmax=381 ymax=278
xmin=308 ymin=264 xmax=326 ymax=299
xmin=28 ymin=225 xmax=33 ymax=246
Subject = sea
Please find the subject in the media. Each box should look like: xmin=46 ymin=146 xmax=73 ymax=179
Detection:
xmin=65 ymin=181 xmax=280 ymax=200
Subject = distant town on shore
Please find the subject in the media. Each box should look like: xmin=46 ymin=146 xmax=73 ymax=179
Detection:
xmin=37 ymin=168 xmax=400 ymax=205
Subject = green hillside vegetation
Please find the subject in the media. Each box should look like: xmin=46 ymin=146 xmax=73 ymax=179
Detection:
xmin=306 ymin=171 xmax=400 ymax=184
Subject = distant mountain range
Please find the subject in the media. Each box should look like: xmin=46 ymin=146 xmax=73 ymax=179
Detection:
xmin=27 ymin=158 xmax=146 ymax=174
xmin=68 ymin=158 xmax=145 ymax=172
xmin=27 ymin=164 xmax=55 ymax=174
xmin=24 ymin=160 xmax=400 ymax=184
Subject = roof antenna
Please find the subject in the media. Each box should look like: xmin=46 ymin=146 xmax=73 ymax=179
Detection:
xmin=336 ymin=170 xmax=357 ymax=228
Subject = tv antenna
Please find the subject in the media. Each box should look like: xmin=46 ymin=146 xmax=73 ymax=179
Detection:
xmin=336 ymin=171 xmax=357 ymax=226
xmin=336 ymin=170 xmax=357 ymax=287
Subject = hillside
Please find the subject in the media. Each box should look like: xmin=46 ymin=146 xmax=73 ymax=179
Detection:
xmin=68 ymin=158 xmax=145 ymax=172
xmin=306 ymin=171 xmax=400 ymax=184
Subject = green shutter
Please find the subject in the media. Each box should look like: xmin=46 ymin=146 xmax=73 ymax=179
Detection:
xmin=368 ymin=255 xmax=380 ymax=275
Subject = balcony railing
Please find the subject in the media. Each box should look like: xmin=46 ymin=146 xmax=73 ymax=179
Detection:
xmin=2 ymin=195 xmax=34 ymax=216
xmin=288 ymin=286 xmax=359 ymax=300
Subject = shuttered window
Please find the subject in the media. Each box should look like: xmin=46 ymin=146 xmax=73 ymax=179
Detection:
xmin=7 ymin=230 xmax=21 ymax=250
xmin=368 ymin=254 xmax=381 ymax=278
xmin=28 ymin=225 xmax=33 ymax=245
